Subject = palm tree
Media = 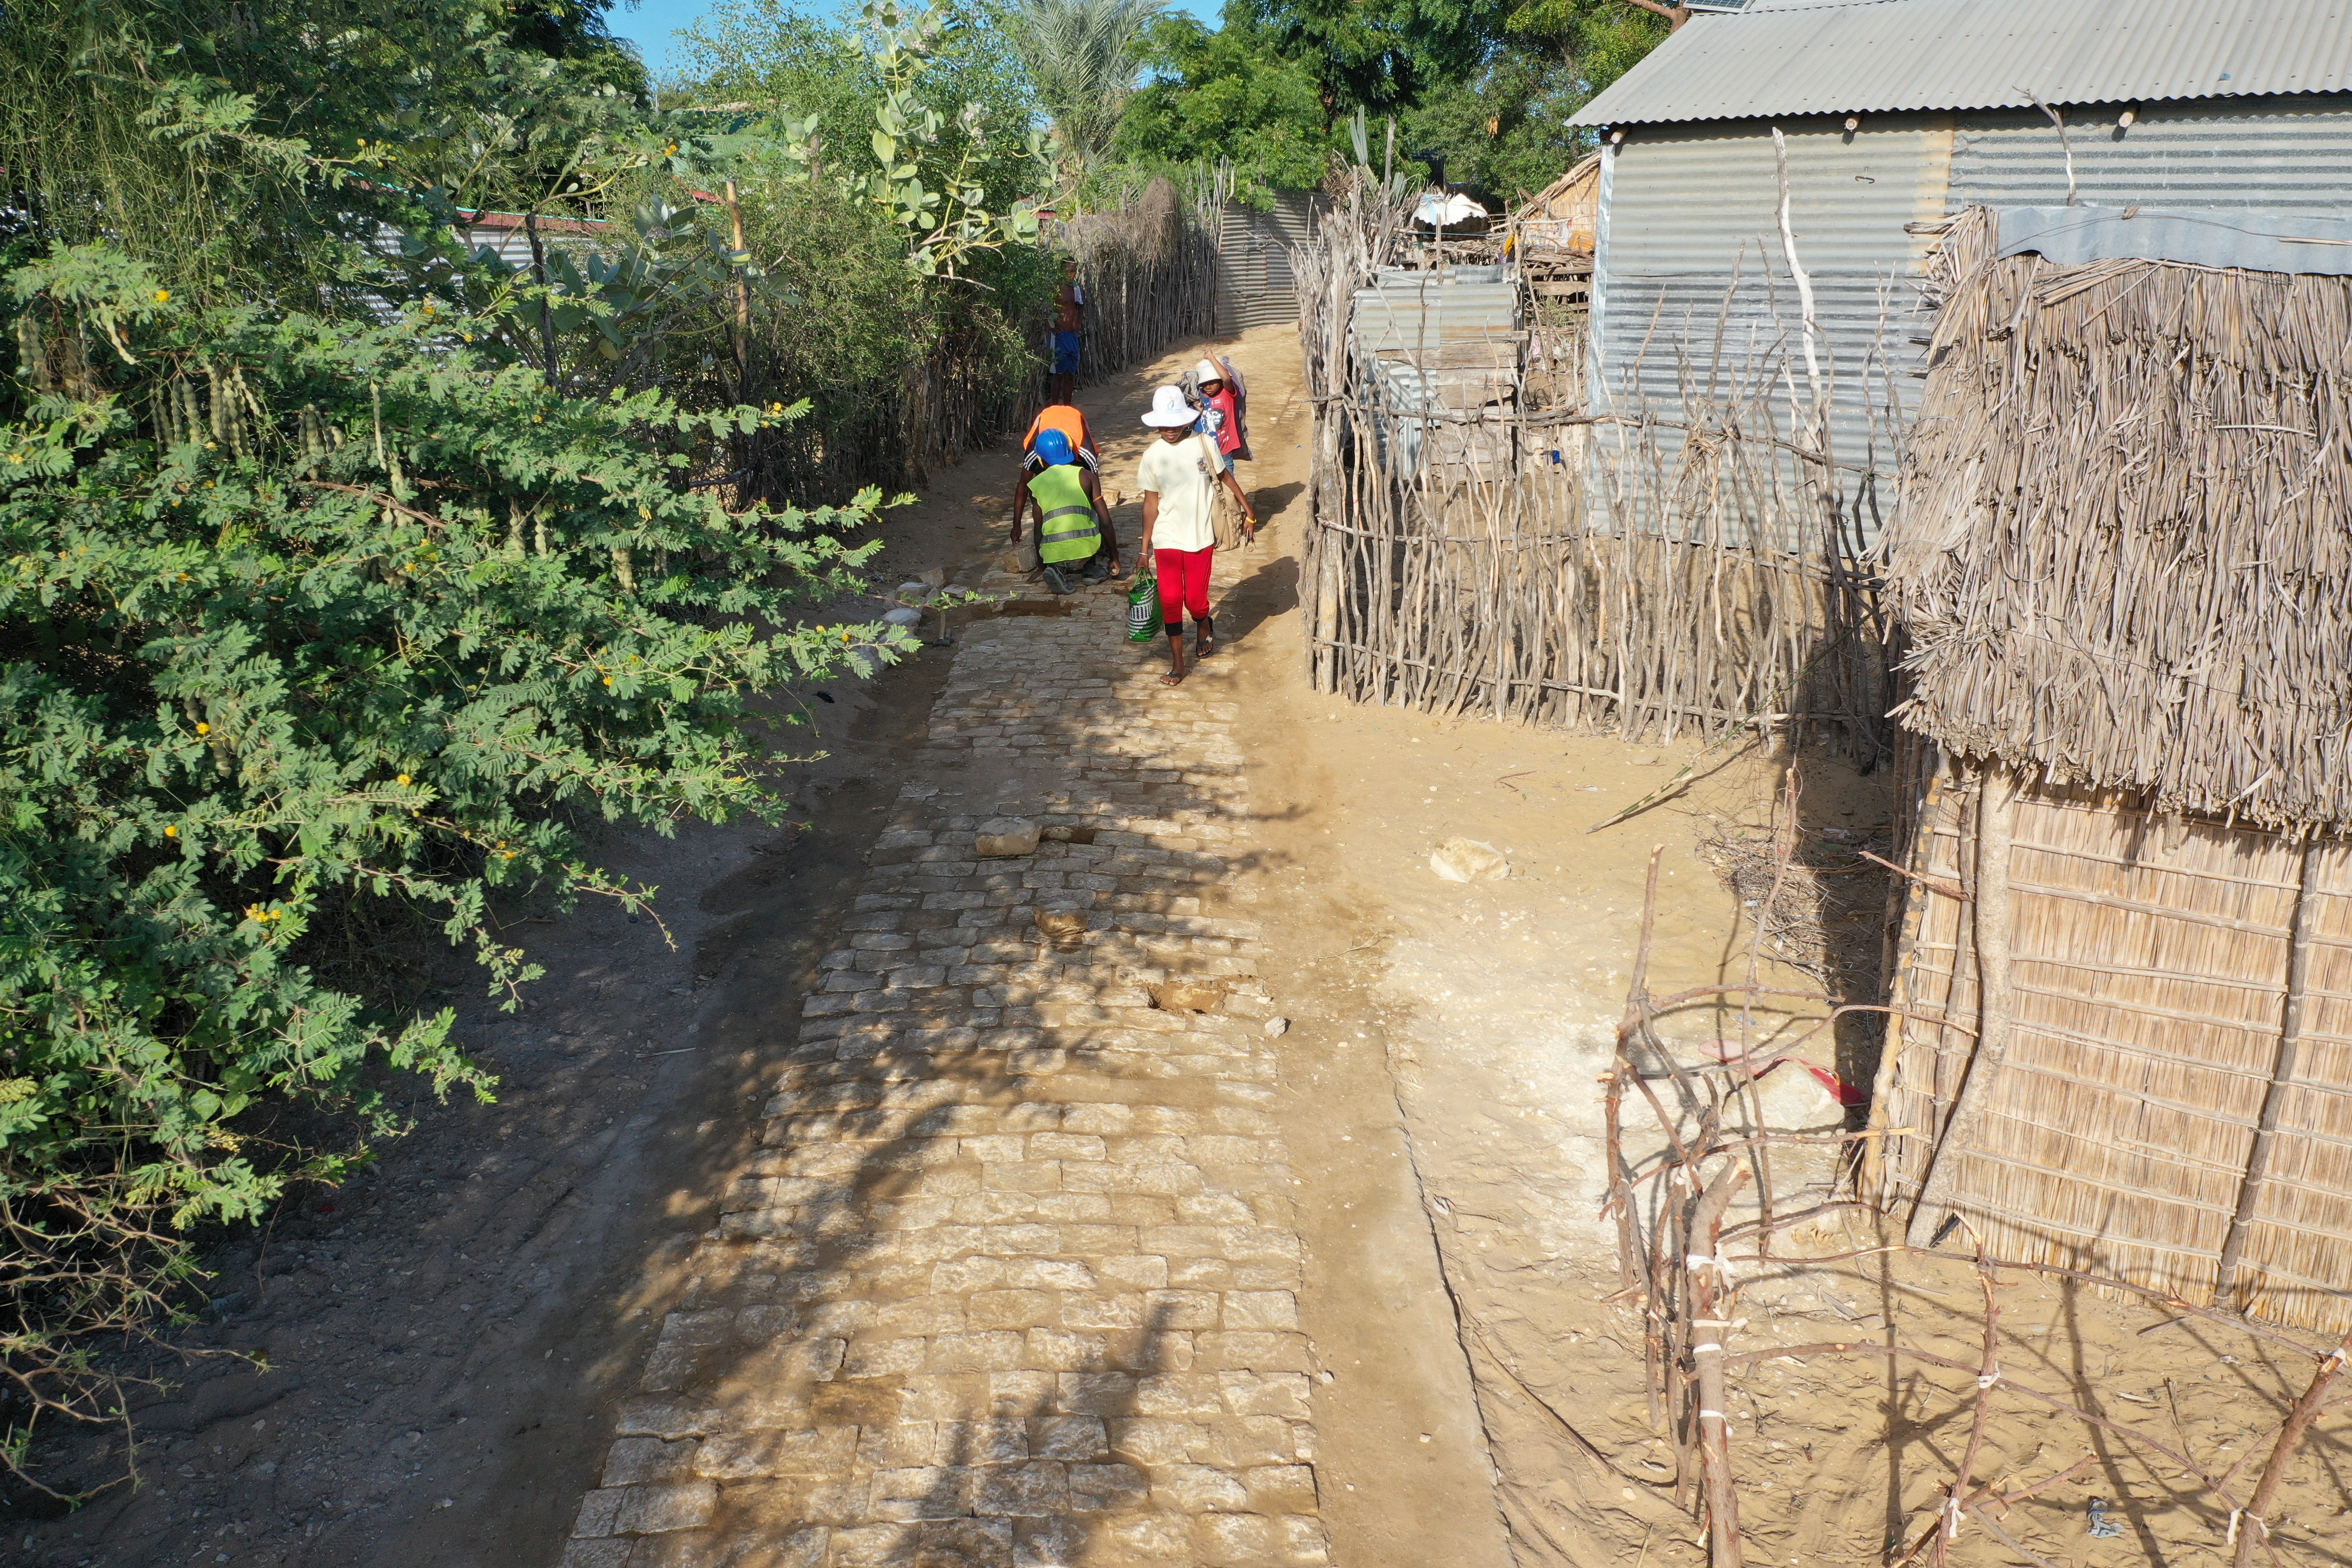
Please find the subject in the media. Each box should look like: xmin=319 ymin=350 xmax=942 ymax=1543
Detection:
xmin=1005 ymin=0 xmax=1166 ymax=173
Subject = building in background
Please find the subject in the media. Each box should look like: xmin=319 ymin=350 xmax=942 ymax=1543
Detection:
xmin=1569 ymin=0 xmax=2352 ymax=540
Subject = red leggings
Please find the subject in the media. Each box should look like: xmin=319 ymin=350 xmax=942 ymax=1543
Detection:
xmin=1154 ymin=546 xmax=1214 ymax=631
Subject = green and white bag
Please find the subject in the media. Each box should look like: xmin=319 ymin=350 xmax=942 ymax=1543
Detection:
xmin=1126 ymin=567 xmax=1159 ymax=643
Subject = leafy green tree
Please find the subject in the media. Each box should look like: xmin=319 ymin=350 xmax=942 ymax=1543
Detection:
xmin=0 ymin=0 xmax=968 ymax=1493
xmin=1243 ymin=0 xmax=1510 ymax=116
xmin=1114 ymin=5 xmax=1335 ymax=196
xmin=1504 ymin=0 xmax=1672 ymax=102
xmin=1395 ymin=45 xmax=1597 ymax=203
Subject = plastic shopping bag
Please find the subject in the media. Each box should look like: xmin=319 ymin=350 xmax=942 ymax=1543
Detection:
xmin=1127 ymin=568 xmax=1159 ymax=643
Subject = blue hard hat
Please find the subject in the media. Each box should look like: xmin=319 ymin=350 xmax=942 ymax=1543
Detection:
xmin=1033 ymin=427 xmax=1075 ymax=466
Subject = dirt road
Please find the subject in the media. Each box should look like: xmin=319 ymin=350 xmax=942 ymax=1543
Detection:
xmin=17 ymin=328 xmax=1508 ymax=1568
xmin=29 ymin=323 xmax=2346 ymax=1568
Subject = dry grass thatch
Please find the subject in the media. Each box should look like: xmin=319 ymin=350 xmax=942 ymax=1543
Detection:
xmin=1886 ymin=205 xmax=2352 ymax=832
xmin=1521 ymin=151 xmax=1598 ymax=214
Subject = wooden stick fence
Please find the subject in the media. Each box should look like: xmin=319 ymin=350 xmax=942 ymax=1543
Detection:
xmin=1059 ymin=173 xmax=1222 ymax=392
xmin=1604 ymin=850 xmax=2351 ymax=1568
xmin=1295 ymin=177 xmax=1893 ymax=760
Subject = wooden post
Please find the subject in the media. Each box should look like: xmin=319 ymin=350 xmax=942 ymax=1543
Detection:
xmin=2232 ymin=1330 xmax=2351 ymax=1568
xmin=1907 ymin=763 xmax=2018 ymax=1248
xmin=2214 ymin=839 xmax=2326 ymax=1307
xmin=724 ymin=179 xmax=752 ymax=387
xmin=1689 ymin=1161 xmax=1751 ymax=1568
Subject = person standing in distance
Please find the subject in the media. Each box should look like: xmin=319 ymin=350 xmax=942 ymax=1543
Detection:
xmin=1135 ymin=385 xmax=1254 ymax=686
xmin=1187 ymin=356 xmax=1253 ymax=545
xmin=1050 ymin=258 xmax=1086 ymax=405
xmin=1012 ymin=426 xmax=1120 ymax=593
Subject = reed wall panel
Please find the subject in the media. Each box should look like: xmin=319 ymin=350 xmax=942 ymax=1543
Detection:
xmin=1296 ymin=180 xmax=1892 ymax=756
xmin=1876 ymin=756 xmax=2352 ymax=1335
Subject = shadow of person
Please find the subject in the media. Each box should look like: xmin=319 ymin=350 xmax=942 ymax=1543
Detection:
xmin=1211 ymin=554 xmax=1299 ymax=649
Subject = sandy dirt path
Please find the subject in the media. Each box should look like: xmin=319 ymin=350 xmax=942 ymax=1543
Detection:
xmin=31 ymin=316 xmax=2337 ymax=1568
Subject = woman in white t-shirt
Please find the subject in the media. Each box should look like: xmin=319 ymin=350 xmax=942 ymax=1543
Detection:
xmin=1136 ymin=384 xmax=1255 ymax=685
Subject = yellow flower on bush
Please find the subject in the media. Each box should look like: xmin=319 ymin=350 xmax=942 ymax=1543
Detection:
xmin=163 ymin=824 xmax=178 ymax=839
xmin=396 ymin=772 xmax=411 ymax=786
xmin=194 ymin=721 xmax=210 ymax=735
xmin=153 ymin=289 xmax=170 ymax=303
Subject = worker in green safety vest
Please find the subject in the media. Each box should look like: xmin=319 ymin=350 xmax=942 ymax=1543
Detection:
xmin=1011 ymin=426 xmax=1122 ymax=594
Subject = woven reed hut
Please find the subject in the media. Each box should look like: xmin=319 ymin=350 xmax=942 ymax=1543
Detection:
xmin=1512 ymin=153 xmax=1599 ymax=261
xmin=1868 ymin=206 xmax=2352 ymax=1333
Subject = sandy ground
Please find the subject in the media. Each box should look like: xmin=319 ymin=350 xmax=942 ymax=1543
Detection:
xmin=16 ymin=322 xmax=2352 ymax=1568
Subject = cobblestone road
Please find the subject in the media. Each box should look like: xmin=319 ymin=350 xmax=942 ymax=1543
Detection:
xmin=562 ymin=577 xmax=1326 ymax=1568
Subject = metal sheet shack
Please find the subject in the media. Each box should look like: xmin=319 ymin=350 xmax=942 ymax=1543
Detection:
xmin=1569 ymin=0 xmax=2352 ymax=547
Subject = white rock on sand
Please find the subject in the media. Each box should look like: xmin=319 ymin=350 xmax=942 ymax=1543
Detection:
xmin=1429 ymin=837 xmax=1510 ymax=882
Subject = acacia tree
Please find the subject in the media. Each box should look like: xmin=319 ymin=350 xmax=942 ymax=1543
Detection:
xmin=0 ymin=0 xmax=986 ymax=1496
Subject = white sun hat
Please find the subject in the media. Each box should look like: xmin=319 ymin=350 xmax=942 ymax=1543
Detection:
xmin=1192 ymin=357 xmax=1225 ymax=385
xmin=1142 ymin=385 xmax=1197 ymax=427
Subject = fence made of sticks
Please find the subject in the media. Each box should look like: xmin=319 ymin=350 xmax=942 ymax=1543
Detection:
xmin=744 ymin=177 xmax=1220 ymax=506
xmin=1059 ymin=172 xmax=1223 ymax=392
xmin=1606 ymin=844 xmax=2352 ymax=1568
xmin=1295 ymin=175 xmax=1894 ymax=761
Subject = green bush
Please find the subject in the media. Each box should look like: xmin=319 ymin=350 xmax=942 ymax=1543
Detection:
xmin=0 ymin=242 xmax=900 ymax=1482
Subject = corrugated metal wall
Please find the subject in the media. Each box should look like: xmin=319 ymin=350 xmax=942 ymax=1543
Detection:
xmin=1587 ymin=93 xmax=2352 ymax=542
xmin=1218 ymin=192 xmax=1321 ymax=333
xmin=1590 ymin=114 xmax=1952 ymax=543
xmin=1948 ymin=93 xmax=2352 ymax=215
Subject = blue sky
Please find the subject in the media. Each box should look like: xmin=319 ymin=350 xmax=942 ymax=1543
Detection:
xmin=615 ymin=0 xmax=1222 ymax=79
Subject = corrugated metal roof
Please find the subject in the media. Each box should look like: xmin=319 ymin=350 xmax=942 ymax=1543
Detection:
xmin=1570 ymin=0 xmax=2352 ymax=127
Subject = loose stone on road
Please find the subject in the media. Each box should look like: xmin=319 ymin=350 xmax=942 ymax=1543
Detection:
xmin=563 ymin=576 xmax=1328 ymax=1567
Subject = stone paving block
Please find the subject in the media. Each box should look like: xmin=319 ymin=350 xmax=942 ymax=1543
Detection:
xmin=559 ymin=1541 xmax=633 ymax=1568
xmin=601 ymin=1436 xmax=700 ymax=1486
xmin=1002 ymin=1258 xmax=1097 ymax=1291
xmin=871 ymin=1464 xmax=981 ymax=1522
xmin=1197 ymin=1511 xmax=1280 ymax=1565
xmin=1223 ymin=1291 xmax=1299 ymax=1331
xmin=692 ymin=1426 xmax=859 ymax=1480
xmin=1190 ymin=1415 xmax=1302 ymax=1468
xmin=565 ymin=603 xmax=1323 ymax=1566
xmin=612 ymin=1480 xmax=719 ymax=1534
xmin=1013 ymin=1517 xmax=1085 ymax=1568
xmin=1067 ymin=1463 xmax=1152 ymax=1514
xmin=1152 ymin=1463 xmax=1251 ymax=1514
xmin=1096 ymin=1254 xmax=1170 ymax=1290
xmin=975 ymin=1461 xmax=1072 ymax=1519
xmin=1028 ymin=1415 xmax=1109 ymax=1461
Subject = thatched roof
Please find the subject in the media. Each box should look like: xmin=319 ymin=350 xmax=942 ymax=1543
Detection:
xmin=1886 ymin=206 xmax=2352 ymax=832
xmin=1515 ymin=153 xmax=1599 ymax=224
